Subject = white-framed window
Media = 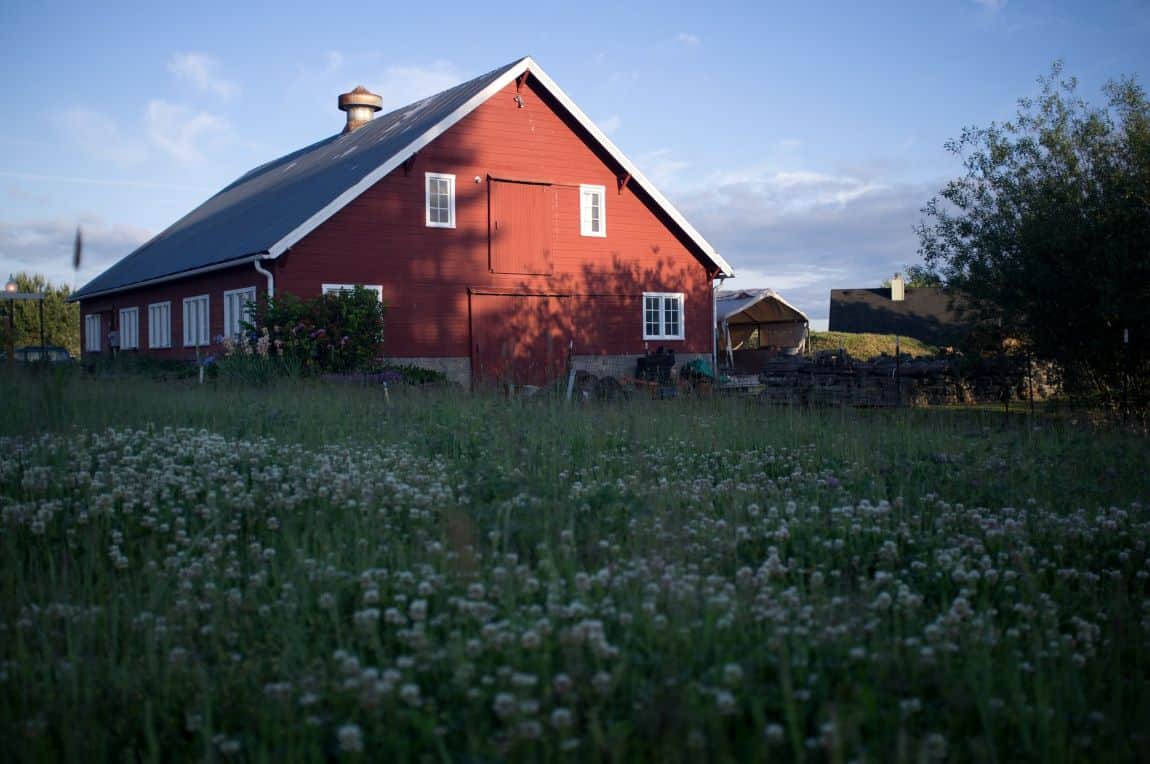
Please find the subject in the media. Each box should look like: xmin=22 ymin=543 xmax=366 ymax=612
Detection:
xmin=322 ymin=283 xmax=384 ymax=300
xmin=84 ymin=314 xmax=101 ymax=352
xmin=182 ymin=294 xmax=210 ymax=347
xmin=580 ymin=184 xmax=606 ymax=237
xmin=643 ymin=292 xmax=685 ymax=340
xmin=223 ymin=287 xmax=257 ymax=340
xmin=148 ymin=302 xmax=172 ymax=349
xmin=119 ymin=307 xmax=139 ymax=350
xmin=425 ymin=172 xmax=456 ymax=228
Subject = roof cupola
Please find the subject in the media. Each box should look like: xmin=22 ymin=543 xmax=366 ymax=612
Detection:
xmin=338 ymin=85 xmax=382 ymax=134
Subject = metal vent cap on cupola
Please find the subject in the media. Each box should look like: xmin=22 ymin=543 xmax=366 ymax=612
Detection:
xmin=338 ymin=85 xmax=383 ymax=134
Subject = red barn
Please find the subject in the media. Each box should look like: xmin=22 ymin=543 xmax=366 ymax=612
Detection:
xmin=72 ymin=56 xmax=733 ymax=387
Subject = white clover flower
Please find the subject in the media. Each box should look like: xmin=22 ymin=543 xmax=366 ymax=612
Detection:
xmin=398 ymin=683 xmax=421 ymax=706
xmin=715 ymin=690 xmax=737 ymax=716
xmin=723 ymin=663 xmax=744 ymax=686
xmin=550 ymin=707 xmax=574 ymax=730
xmin=899 ymin=698 xmax=922 ymax=716
xmin=319 ymin=593 xmax=336 ymax=610
xmin=765 ymin=723 xmax=786 ymax=744
xmin=408 ymin=599 xmax=427 ymax=622
xmin=493 ymin=692 xmax=517 ymax=720
xmin=553 ymin=673 xmax=573 ymax=695
xmin=337 ymin=723 xmax=364 ymax=753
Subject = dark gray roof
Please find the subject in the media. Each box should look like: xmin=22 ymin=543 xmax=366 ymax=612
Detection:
xmin=73 ymin=57 xmax=526 ymax=300
xmin=828 ymin=287 xmax=970 ymax=346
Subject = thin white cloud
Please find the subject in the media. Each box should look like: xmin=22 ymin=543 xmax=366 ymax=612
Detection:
xmin=55 ymin=108 xmax=148 ymax=165
xmin=145 ymin=100 xmax=231 ymax=163
xmin=598 ymin=114 xmax=622 ymax=135
xmin=674 ymin=32 xmax=701 ymax=47
xmin=607 ymin=70 xmax=640 ymax=85
xmin=0 ymin=171 xmax=212 ymax=192
xmin=635 ymin=148 xmax=691 ymax=190
xmin=972 ymin=0 xmax=1007 ymax=11
xmin=169 ymin=52 xmax=240 ymax=100
xmin=376 ymin=61 xmax=464 ymax=108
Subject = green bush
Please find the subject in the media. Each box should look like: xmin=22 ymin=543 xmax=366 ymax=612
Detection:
xmin=221 ymin=287 xmax=386 ymax=378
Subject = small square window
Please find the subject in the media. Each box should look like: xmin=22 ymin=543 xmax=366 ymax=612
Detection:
xmin=580 ymin=184 xmax=606 ymax=237
xmin=642 ymin=292 xmax=685 ymax=340
xmin=425 ymin=172 xmax=456 ymax=228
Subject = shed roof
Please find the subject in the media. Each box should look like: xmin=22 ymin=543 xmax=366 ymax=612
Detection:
xmin=717 ymin=288 xmax=809 ymax=325
xmin=74 ymin=56 xmax=730 ymax=301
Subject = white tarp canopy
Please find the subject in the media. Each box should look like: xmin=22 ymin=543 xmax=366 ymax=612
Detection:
xmin=716 ymin=288 xmax=810 ymax=364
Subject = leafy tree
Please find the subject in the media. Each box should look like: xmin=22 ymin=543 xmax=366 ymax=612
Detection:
xmin=0 ymin=273 xmax=81 ymax=357
xmin=882 ymin=264 xmax=944 ymax=288
xmin=918 ymin=62 xmax=1150 ymax=413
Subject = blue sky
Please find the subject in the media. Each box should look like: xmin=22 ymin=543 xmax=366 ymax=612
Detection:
xmin=2 ymin=0 xmax=1147 ymax=328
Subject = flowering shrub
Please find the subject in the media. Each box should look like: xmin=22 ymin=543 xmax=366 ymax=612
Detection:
xmin=224 ymin=287 xmax=386 ymax=377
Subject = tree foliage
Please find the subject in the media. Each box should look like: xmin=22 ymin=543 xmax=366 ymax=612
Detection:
xmin=918 ymin=62 xmax=1150 ymax=413
xmin=882 ymin=264 xmax=944 ymax=288
xmin=0 ymin=273 xmax=81 ymax=357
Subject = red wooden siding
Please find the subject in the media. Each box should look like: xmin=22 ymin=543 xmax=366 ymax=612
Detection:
xmin=275 ymin=76 xmax=715 ymax=384
xmin=80 ymin=265 xmax=264 ymax=360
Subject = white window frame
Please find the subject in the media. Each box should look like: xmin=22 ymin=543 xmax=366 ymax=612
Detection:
xmin=642 ymin=292 xmax=685 ymax=341
xmin=322 ymin=283 xmax=384 ymax=301
xmin=182 ymin=294 xmax=210 ymax=348
xmin=223 ymin=287 xmax=257 ymax=340
xmin=84 ymin=314 xmax=101 ymax=352
xmin=425 ymin=172 xmax=456 ymax=228
xmin=119 ymin=307 xmax=139 ymax=350
xmin=148 ymin=301 xmax=172 ymax=349
xmin=580 ymin=184 xmax=606 ymax=237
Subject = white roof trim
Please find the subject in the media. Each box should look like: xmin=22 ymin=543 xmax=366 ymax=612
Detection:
xmin=717 ymin=288 xmax=809 ymax=324
xmin=524 ymin=61 xmax=733 ymax=277
xmin=69 ymin=255 xmax=263 ymax=302
xmin=267 ymin=57 xmax=733 ymax=277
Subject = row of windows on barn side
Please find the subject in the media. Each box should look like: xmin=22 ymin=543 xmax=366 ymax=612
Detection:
xmin=425 ymin=173 xmax=606 ymax=237
xmin=84 ymin=282 xmax=684 ymax=353
xmin=83 ymin=287 xmax=258 ymax=353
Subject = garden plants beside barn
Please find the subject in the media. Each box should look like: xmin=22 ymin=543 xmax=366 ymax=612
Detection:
xmin=1 ymin=374 xmax=1148 ymax=761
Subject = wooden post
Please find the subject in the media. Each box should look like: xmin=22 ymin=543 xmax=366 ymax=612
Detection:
xmin=4 ymin=300 xmax=12 ymax=367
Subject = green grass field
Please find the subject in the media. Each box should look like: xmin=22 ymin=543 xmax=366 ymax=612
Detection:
xmin=808 ymin=331 xmax=939 ymax=359
xmin=2 ymin=370 xmax=1148 ymax=761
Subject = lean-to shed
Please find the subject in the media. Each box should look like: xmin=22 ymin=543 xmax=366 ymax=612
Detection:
xmin=717 ymin=288 xmax=809 ymax=369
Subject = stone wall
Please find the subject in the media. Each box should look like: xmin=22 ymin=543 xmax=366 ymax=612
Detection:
xmin=383 ymin=356 xmax=470 ymax=387
xmin=756 ymin=353 xmax=1058 ymax=407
